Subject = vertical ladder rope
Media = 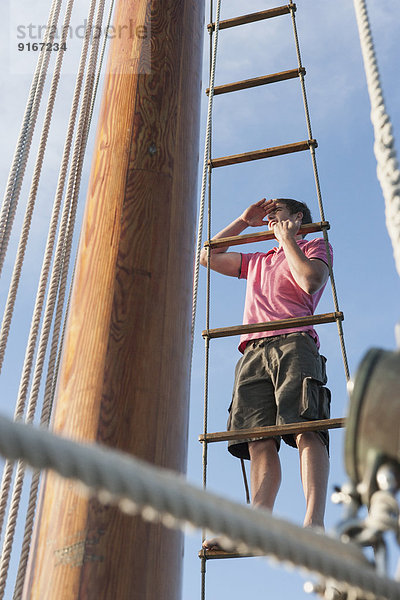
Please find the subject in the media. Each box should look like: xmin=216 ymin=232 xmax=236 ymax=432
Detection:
xmin=191 ymin=0 xmax=221 ymax=362
xmin=289 ymin=3 xmax=351 ymax=381
xmin=198 ymin=1 xmax=222 ymax=597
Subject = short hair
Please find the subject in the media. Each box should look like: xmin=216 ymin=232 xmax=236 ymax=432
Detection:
xmin=275 ymin=198 xmax=312 ymax=225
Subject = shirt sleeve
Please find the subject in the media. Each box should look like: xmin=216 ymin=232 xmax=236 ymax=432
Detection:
xmin=239 ymin=253 xmax=251 ymax=279
xmin=303 ymin=238 xmax=333 ymax=266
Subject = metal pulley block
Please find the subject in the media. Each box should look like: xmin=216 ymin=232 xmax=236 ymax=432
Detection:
xmin=345 ymin=348 xmax=400 ymax=505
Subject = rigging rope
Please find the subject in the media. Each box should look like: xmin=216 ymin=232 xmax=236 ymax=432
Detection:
xmin=0 ymin=0 xmax=112 ymax=595
xmin=0 ymin=414 xmax=398 ymax=600
xmin=0 ymin=0 xmax=96 ymax=563
xmin=352 ymin=0 xmax=400 ymax=343
xmin=0 ymin=0 xmax=62 ymax=278
xmin=13 ymin=3 xmax=110 ymax=595
xmin=0 ymin=0 xmax=64 ymax=572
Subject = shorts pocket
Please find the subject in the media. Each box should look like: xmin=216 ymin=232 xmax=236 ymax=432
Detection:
xmin=300 ymin=376 xmax=331 ymax=421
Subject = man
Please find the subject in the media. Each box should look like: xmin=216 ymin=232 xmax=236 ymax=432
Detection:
xmin=200 ymin=198 xmax=332 ymax=545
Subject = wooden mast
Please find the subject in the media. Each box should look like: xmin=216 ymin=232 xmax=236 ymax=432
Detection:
xmin=23 ymin=0 xmax=204 ymax=598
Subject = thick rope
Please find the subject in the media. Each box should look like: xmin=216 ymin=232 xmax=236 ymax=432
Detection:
xmin=352 ymin=0 xmax=400 ymax=283
xmin=0 ymin=414 xmax=398 ymax=600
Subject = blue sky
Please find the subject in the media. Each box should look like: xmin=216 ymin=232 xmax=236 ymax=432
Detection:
xmin=0 ymin=1 xmax=400 ymax=599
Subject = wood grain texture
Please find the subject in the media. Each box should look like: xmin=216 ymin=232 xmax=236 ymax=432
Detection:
xmin=199 ymin=418 xmax=346 ymax=444
xmin=206 ymin=68 xmax=305 ymax=96
xmin=23 ymin=0 xmax=204 ymax=598
xmin=210 ymin=139 xmax=317 ymax=168
xmin=208 ymin=5 xmax=292 ymax=31
xmin=202 ymin=312 xmax=344 ymax=339
xmin=204 ymin=221 xmax=330 ymax=248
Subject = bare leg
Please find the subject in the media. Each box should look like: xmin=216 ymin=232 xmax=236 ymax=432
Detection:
xmin=202 ymin=439 xmax=281 ymax=550
xmin=248 ymin=438 xmax=281 ymax=510
xmin=296 ymin=432 xmax=329 ymax=529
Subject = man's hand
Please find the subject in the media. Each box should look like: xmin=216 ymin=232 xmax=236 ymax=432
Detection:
xmin=240 ymin=198 xmax=276 ymax=227
xmin=272 ymin=217 xmax=302 ymax=244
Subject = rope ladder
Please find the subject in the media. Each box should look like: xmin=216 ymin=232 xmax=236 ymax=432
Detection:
xmin=196 ymin=2 xmax=351 ymax=595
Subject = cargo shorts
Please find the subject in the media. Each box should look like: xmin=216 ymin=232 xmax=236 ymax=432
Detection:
xmin=227 ymin=332 xmax=331 ymax=460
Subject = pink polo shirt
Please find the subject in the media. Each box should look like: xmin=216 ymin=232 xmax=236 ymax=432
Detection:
xmin=238 ymin=238 xmax=332 ymax=353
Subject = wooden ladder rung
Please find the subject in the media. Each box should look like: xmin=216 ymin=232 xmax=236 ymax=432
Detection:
xmin=199 ymin=549 xmax=259 ymax=560
xmin=209 ymin=140 xmax=317 ymax=168
xmin=199 ymin=418 xmax=346 ymax=444
xmin=206 ymin=68 xmax=305 ymax=96
xmin=208 ymin=5 xmax=295 ymax=31
xmin=204 ymin=221 xmax=329 ymax=249
xmin=202 ymin=312 xmax=344 ymax=340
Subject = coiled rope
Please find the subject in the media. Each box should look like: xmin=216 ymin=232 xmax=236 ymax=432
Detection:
xmin=0 ymin=414 xmax=398 ymax=600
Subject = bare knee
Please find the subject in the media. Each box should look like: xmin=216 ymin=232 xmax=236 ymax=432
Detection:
xmin=295 ymin=432 xmax=329 ymax=464
xmin=295 ymin=431 xmax=325 ymax=450
xmin=248 ymin=438 xmax=278 ymax=460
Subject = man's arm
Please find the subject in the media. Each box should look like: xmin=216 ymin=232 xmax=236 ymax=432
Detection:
xmin=200 ymin=199 xmax=275 ymax=277
xmin=273 ymin=220 xmax=329 ymax=294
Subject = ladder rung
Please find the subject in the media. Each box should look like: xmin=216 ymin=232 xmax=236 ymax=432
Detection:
xmin=199 ymin=549 xmax=259 ymax=560
xmin=202 ymin=312 xmax=344 ymax=340
xmin=204 ymin=221 xmax=329 ymax=249
xmin=206 ymin=68 xmax=305 ymax=96
xmin=210 ymin=140 xmax=317 ymax=168
xmin=199 ymin=417 xmax=346 ymax=444
xmin=208 ymin=5 xmax=295 ymax=31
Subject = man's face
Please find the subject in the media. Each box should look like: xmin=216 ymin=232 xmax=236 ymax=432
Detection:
xmin=266 ymin=201 xmax=295 ymax=229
